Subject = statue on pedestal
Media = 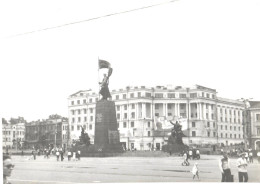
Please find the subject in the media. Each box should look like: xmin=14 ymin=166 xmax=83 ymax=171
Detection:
xmin=98 ymin=59 xmax=113 ymax=100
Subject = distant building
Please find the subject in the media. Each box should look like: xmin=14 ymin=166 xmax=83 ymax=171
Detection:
xmin=68 ymin=85 xmax=245 ymax=150
xmin=246 ymin=101 xmax=260 ymax=150
xmin=25 ymin=115 xmax=69 ymax=149
xmin=2 ymin=117 xmax=26 ymax=150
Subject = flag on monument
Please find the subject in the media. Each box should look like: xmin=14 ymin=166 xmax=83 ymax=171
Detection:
xmin=98 ymin=59 xmax=111 ymax=69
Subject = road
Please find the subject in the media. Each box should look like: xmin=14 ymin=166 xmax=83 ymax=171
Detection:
xmin=8 ymin=154 xmax=260 ymax=183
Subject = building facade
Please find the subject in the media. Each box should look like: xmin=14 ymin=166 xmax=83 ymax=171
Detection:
xmin=25 ymin=115 xmax=69 ymax=149
xmin=68 ymin=85 xmax=245 ymax=150
xmin=2 ymin=117 xmax=26 ymax=149
xmin=247 ymin=101 xmax=260 ymax=150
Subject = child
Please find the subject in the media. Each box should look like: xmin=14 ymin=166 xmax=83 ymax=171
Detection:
xmin=191 ymin=162 xmax=200 ymax=180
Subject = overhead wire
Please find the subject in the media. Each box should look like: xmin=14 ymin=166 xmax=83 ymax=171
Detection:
xmin=7 ymin=0 xmax=178 ymax=38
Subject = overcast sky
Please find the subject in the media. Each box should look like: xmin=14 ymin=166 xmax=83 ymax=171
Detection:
xmin=0 ymin=0 xmax=259 ymax=122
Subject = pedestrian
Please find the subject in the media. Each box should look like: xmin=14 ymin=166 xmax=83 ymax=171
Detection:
xmin=33 ymin=150 xmax=37 ymax=160
xmin=56 ymin=150 xmax=60 ymax=161
xmin=21 ymin=150 xmax=24 ymax=157
xmin=188 ymin=149 xmax=193 ymax=160
xmin=196 ymin=149 xmax=200 ymax=159
xmin=68 ymin=150 xmax=71 ymax=161
xmin=182 ymin=151 xmax=189 ymax=166
xmin=3 ymin=154 xmax=15 ymax=184
xmin=191 ymin=162 xmax=200 ymax=180
xmin=245 ymin=151 xmax=249 ymax=163
xmin=237 ymin=152 xmax=249 ymax=182
xmin=192 ymin=149 xmax=196 ymax=160
xmin=257 ymin=151 xmax=260 ymax=164
xmin=77 ymin=150 xmax=81 ymax=161
xmin=219 ymin=152 xmax=232 ymax=182
xmin=72 ymin=152 xmax=76 ymax=161
xmin=248 ymin=150 xmax=253 ymax=163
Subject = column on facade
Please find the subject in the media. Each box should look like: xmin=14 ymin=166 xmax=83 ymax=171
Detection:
xmin=199 ymin=103 xmax=202 ymax=119
xmin=142 ymin=103 xmax=146 ymax=119
xmin=175 ymin=103 xmax=179 ymax=118
xmin=164 ymin=103 xmax=168 ymax=117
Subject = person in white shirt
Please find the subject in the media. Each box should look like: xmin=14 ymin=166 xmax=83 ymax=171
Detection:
xmin=219 ymin=152 xmax=232 ymax=182
xmin=237 ymin=152 xmax=248 ymax=182
xmin=257 ymin=151 xmax=260 ymax=164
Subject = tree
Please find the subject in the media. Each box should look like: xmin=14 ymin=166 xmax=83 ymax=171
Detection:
xmin=79 ymin=126 xmax=90 ymax=146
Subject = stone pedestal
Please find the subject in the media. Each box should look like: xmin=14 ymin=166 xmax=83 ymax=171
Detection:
xmin=94 ymin=100 xmax=122 ymax=152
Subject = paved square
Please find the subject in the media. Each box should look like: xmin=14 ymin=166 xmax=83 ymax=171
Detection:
xmin=8 ymin=154 xmax=260 ymax=183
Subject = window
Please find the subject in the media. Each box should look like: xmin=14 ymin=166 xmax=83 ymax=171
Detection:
xmin=90 ymin=108 xmax=93 ymax=113
xmin=89 ymin=124 xmax=92 ymax=130
xmin=206 ymin=93 xmax=210 ymax=98
xmin=71 ymin=101 xmax=74 ymax=105
xmin=225 ymin=125 xmax=227 ymax=130
xmin=124 ymin=113 xmax=127 ymax=119
xmin=257 ymin=128 xmax=260 ymax=136
xmin=78 ymin=117 xmax=81 ymax=122
xmin=138 ymin=92 xmax=141 ymax=97
xmin=72 ymin=118 xmax=75 ymax=123
xmin=77 ymin=125 xmax=80 ymax=130
xmin=168 ymin=113 xmax=172 ymax=116
xmin=207 ymin=122 xmax=210 ymax=127
xmin=71 ymin=110 xmax=75 ymax=115
xmin=168 ymin=93 xmax=175 ymax=98
xmin=192 ymin=122 xmax=196 ymax=127
xmin=116 ymin=95 xmax=119 ymax=100
xmin=84 ymin=117 xmax=87 ymax=122
xmin=202 ymin=92 xmax=204 ymax=97
xmin=78 ymin=109 xmax=81 ymax=114
xmin=213 ymin=132 xmax=216 ymax=137
xmin=155 ymin=93 xmax=163 ymax=98
xmin=234 ymin=126 xmax=236 ymax=131
xmin=221 ymin=125 xmax=223 ymax=130
xmin=180 ymin=104 xmax=185 ymax=110
xmin=256 ymin=114 xmax=260 ymax=121
xmin=221 ymin=133 xmax=223 ymax=138
xmin=230 ymin=134 xmax=232 ymax=138
xmin=123 ymin=122 xmax=127 ymax=128
xmin=131 ymin=121 xmax=134 ymax=127
xmin=192 ymin=131 xmax=196 ymax=137
xmin=131 ymin=104 xmax=135 ymax=109
xmin=190 ymin=93 xmax=197 ymax=98
xmin=123 ymin=94 xmax=127 ymax=99
xmin=226 ymin=133 xmax=228 ymax=138
xmin=71 ymin=126 xmax=74 ymax=131
xmin=148 ymin=131 xmax=151 ymax=137
xmin=117 ymin=113 xmax=120 ymax=119
xmin=239 ymin=127 xmax=241 ymax=131
xmin=116 ymin=106 xmax=120 ymax=111
xmin=148 ymin=122 xmax=150 ymax=127
xmin=155 ymin=113 xmax=159 ymax=117
xmin=90 ymin=116 xmax=93 ymax=121
xmin=211 ymin=114 xmax=214 ymax=119
xmin=220 ymin=117 xmax=223 ymax=122
xmin=89 ymin=98 xmax=92 ymax=103
xmin=155 ymin=104 xmax=159 ymax=109
xmin=130 ymin=93 xmax=134 ymax=98
xmin=213 ymin=122 xmax=215 ymax=128
xmin=179 ymin=94 xmax=186 ymax=98
xmin=83 ymin=99 xmax=86 ymax=104
xmin=145 ymin=93 xmax=152 ymax=98
xmin=234 ymin=134 xmax=236 ymax=138
xmin=206 ymin=113 xmax=209 ymax=119
xmin=167 ymin=104 xmax=172 ymax=109
xmin=207 ymin=132 xmax=210 ymax=137
xmin=131 ymin=112 xmax=135 ymax=119
xmin=77 ymin=100 xmax=80 ymax=104
xmin=124 ymin=105 xmax=127 ymax=110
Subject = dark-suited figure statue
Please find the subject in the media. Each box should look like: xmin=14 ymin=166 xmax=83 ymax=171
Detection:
xmin=99 ymin=68 xmax=112 ymax=100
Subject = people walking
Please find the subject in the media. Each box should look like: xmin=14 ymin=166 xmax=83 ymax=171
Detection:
xmin=56 ymin=150 xmax=60 ymax=161
xmin=248 ymin=150 xmax=253 ymax=163
xmin=68 ymin=150 xmax=71 ymax=161
xmin=196 ymin=149 xmax=200 ymax=159
xmin=219 ymin=152 xmax=232 ymax=182
xmin=188 ymin=149 xmax=193 ymax=160
xmin=237 ymin=152 xmax=249 ymax=182
xmin=182 ymin=151 xmax=189 ymax=166
xmin=191 ymin=162 xmax=200 ymax=180
xmin=77 ymin=150 xmax=81 ymax=161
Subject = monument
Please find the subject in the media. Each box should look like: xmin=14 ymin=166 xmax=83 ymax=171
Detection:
xmin=94 ymin=60 xmax=123 ymax=153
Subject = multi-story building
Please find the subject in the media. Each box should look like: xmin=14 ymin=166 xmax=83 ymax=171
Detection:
xmin=246 ymin=101 xmax=260 ymax=150
xmin=2 ymin=117 xmax=26 ymax=149
xmin=68 ymin=85 xmax=245 ymax=150
xmin=25 ymin=115 xmax=69 ymax=149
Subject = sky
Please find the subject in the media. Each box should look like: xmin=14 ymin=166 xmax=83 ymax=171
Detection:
xmin=0 ymin=0 xmax=260 ymax=122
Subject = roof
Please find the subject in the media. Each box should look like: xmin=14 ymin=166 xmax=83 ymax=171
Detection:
xmin=249 ymin=101 xmax=260 ymax=108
